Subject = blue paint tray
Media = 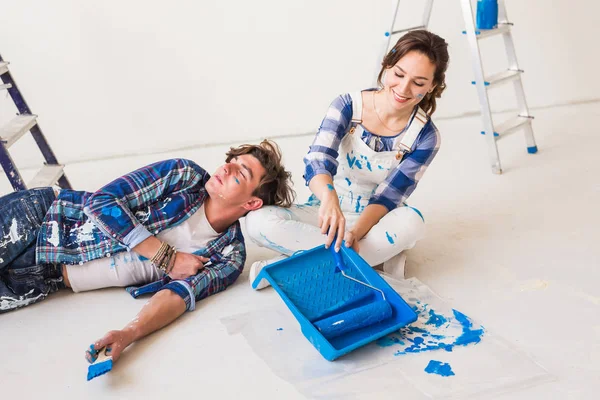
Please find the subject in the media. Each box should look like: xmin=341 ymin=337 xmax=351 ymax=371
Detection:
xmin=252 ymin=245 xmax=417 ymax=361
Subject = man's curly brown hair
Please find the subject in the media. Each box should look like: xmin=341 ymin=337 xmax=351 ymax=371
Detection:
xmin=225 ymin=139 xmax=295 ymax=208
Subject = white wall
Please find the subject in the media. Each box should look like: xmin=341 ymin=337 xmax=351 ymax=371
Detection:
xmin=1 ymin=0 xmax=598 ymax=168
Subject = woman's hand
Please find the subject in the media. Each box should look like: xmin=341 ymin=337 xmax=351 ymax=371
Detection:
xmin=319 ymin=188 xmax=346 ymax=251
xmin=168 ymin=252 xmax=209 ymax=280
xmin=344 ymin=229 xmax=361 ymax=253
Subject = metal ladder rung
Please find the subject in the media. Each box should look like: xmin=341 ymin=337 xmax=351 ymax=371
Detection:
xmin=495 ymin=115 xmax=532 ymax=139
xmin=391 ymin=25 xmax=426 ymax=35
xmin=470 ymin=23 xmax=511 ymax=39
xmin=485 ymin=69 xmax=522 ymax=87
xmin=27 ymin=164 xmax=65 ymax=188
xmin=0 ymin=114 xmax=38 ymax=148
xmin=0 ymin=61 xmax=8 ymax=75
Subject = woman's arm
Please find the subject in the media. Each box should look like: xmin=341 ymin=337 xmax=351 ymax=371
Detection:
xmin=303 ymin=94 xmax=354 ymax=251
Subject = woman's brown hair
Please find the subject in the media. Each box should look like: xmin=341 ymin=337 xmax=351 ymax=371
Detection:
xmin=377 ymin=30 xmax=449 ymax=116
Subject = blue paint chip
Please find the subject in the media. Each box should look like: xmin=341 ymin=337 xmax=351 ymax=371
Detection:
xmin=425 ymin=360 xmax=455 ymax=377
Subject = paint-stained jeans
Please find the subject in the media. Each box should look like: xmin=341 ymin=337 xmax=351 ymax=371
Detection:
xmin=0 ymin=188 xmax=65 ymax=313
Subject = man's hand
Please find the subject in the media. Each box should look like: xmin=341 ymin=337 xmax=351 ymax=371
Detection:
xmin=85 ymin=329 xmax=134 ymax=364
xmin=168 ymin=252 xmax=209 ymax=280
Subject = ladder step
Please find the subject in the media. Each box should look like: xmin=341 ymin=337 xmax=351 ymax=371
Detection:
xmin=472 ymin=69 xmax=522 ymax=87
xmin=391 ymin=25 xmax=426 ymax=35
xmin=27 ymin=164 xmax=65 ymax=188
xmin=0 ymin=114 xmax=38 ymax=147
xmin=0 ymin=61 xmax=9 ymax=75
xmin=495 ymin=115 xmax=533 ymax=138
xmin=463 ymin=23 xmax=511 ymax=39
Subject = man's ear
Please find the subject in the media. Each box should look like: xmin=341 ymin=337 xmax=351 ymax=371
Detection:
xmin=243 ymin=197 xmax=263 ymax=212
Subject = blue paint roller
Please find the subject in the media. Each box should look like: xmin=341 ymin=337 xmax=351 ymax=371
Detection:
xmin=313 ymin=243 xmax=392 ymax=340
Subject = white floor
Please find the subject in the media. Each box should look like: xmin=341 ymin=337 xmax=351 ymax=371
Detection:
xmin=1 ymin=101 xmax=599 ymax=399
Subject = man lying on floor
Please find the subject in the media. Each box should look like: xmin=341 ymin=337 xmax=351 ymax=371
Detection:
xmin=0 ymin=139 xmax=294 ymax=365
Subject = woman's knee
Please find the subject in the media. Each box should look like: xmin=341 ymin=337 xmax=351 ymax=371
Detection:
xmin=245 ymin=206 xmax=290 ymax=246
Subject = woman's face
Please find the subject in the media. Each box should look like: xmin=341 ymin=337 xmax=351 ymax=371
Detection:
xmin=382 ymin=50 xmax=436 ymax=111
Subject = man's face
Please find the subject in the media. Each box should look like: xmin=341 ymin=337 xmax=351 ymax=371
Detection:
xmin=206 ymin=154 xmax=266 ymax=211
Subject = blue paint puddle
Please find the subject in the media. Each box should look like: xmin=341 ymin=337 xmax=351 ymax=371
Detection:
xmin=385 ymin=232 xmax=395 ymax=244
xmin=376 ymin=301 xmax=485 ymax=356
xmin=345 ymin=177 xmax=352 ymax=186
xmin=425 ymin=360 xmax=455 ymax=377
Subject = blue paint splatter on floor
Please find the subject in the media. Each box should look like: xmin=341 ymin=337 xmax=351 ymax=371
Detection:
xmin=425 ymin=360 xmax=455 ymax=377
xmin=376 ymin=301 xmax=485 ymax=356
xmin=386 ymin=232 xmax=395 ymax=244
xmin=426 ymin=309 xmax=448 ymax=328
xmin=452 ymin=309 xmax=485 ymax=346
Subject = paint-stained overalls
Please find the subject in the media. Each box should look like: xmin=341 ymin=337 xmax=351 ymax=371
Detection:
xmin=246 ymin=92 xmax=427 ymax=267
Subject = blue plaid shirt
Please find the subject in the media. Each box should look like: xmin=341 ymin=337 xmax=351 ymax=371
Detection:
xmin=35 ymin=158 xmax=246 ymax=311
xmin=303 ymin=91 xmax=441 ymax=211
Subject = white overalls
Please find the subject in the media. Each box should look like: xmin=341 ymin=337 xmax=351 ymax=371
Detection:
xmin=246 ymin=92 xmax=427 ymax=271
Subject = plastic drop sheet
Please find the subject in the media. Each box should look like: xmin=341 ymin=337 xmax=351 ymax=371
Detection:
xmin=222 ymin=277 xmax=554 ymax=399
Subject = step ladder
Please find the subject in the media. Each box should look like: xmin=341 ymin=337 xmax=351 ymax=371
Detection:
xmin=0 ymin=54 xmax=71 ymax=191
xmin=376 ymin=0 xmax=537 ymax=174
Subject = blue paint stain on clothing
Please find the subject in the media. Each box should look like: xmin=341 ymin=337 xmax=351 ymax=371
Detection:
xmin=346 ymin=153 xmax=357 ymax=168
xmin=260 ymin=233 xmax=293 ymax=255
xmin=277 ymin=328 xmax=283 ymax=331
xmin=378 ymin=165 xmax=384 ymax=170
xmin=386 ymin=232 xmax=395 ymax=244
xmin=355 ymin=195 xmax=362 ymax=212
xmin=425 ymin=360 xmax=455 ymax=377
xmin=327 ymin=184 xmax=334 ymax=191
xmin=355 ymin=160 xmax=363 ymax=169
xmin=366 ymin=161 xmax=372 ymax=171
xmin=345 ymin=178 xmax=352 ymax=186
xmin=426 ymin=309 xmax=448 ymax=327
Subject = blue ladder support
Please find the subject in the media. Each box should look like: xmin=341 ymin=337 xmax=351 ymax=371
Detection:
xmin=0 ymin=53 xmax=71 ymax=191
